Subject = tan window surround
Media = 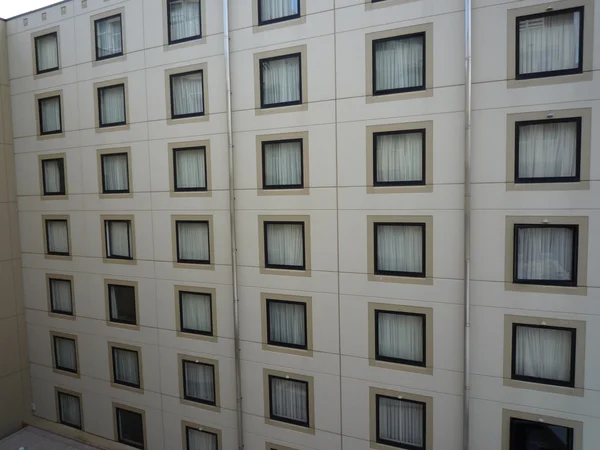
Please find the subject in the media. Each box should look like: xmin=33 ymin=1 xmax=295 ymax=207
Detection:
xmin=171 ymin=215 xmax=215 ymax=270
xmin=260 ymin=292 xmax=313 ymax=357
xmin=258 ymin=215 xmax=312 ymax=277
xmin=42 ymin=215 xmax=72 ymax=261
xmin=368 ymin=302 xmax=433 ymax=375
xmin=252 ymin=0 xmax=306 ymax=32
xmin=165 ymin=63 xmax=209 ymax=125
xmin=506 ymin=0 xmax=594 ymax=88
xmin=38 ymin=153 xmax=68 ymax=200
xmin=55 ymin=387 xmax=83 ymax=429
xmin=177 ymin=354 xmax=220 ymax=412
xmin=365 ymin=23 xmax=434 ymax=103
xmin=168 ymin=140 xmax=212 ymax=197
xmin=100 ymin=215 xmax=136 ymax=265
xmin=366 ymin=121 xmax=433 ymax=194
xmin=263 ymin=368 xmax=315 ymax=434
xmin=104 ymin=279 xmax=139 ymax=330
xmin=367 ymin=215 xmax=433 ymax=285
xmin=369 ymin=386 xmax=433 ymax=450
xmin=31 ymin=26 xmax=61 ymax=79
xmin=112 ymin=403 xmax=147 ymax=448
xmin=163 ymin=0 xmax=207 ymax=47
xmin=506 ymin=108 xmax=591 ymax=191
xmin=90 ymin=8 xmax=126 ymax=66
xmin=503 ymin=314 xmax=585 ymax=397
xmin=97 ymin=147 xmax=133 ymax=198
xmin=93 ymin=78 xmax=130 ymax=132
xmin=46 ymin=273 xmax=75 ymax=319
xmin=108 ymin=342 xmax=143 ymax=393
xmin=501 ymin=409 xmax=583 ymax=450
xmin=254 ymin=45 xmax=308 ymax=115
xmin=34 ymin=90 xmax=65 ymax=140
xmin=504 ymin=216 xmax=588 ymax=296
xmin=266 ymin=444 xmax=297 ymax=450
xmin=174 ymin=285 xmax=217 ymax=342
xmin=256 ymin=131 xmax=309 ymax=195
xmin=365 ymin=0 xmax=419 ymax=11
xmin=182 ymin=421 xmax=222 ymax=450
xmin=50 ymin=331 xmax=80 ymax=378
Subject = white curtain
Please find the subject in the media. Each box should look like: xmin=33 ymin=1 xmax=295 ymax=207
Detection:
xmin=266 ymin=223 xmax=304 ymax=267
xmin=375 ymin=36 xmax=424 ymax=92
xmin=262 ymin=56 xmax=300 ymax=105
xmin=260 ymin=0 xmax=299 ymax=22
xmin=181 ymin=292 xmax=212 ymax=333
xmin=268 ymin=301 xmax=305 ymax=346
xmin=100 ymin=86 xmax=125 ymax=125
xmin=55 ymin=337 xmax=76 ymax=371
xmin=59 ymin=393 xmax=81 ymax=428
xmin=376 ymin=132 xmax=423 ymax=183
xmin=515 ymin=325 xmax=572 ymax=382
xmin=518 ymin=11 xmax=580 ymax=75
xmin=50 ymin=279 xmax=72 ymax=313
xmin=36 ymin=33 xmax=58 ymax=71
xmin=40 ymin=97 xmax=61 ymax=133
xmin=376 ymin=225 xmax=423 ymax=274
xmin=378 ymin=312 xmax=423 ymax=362
xmin=184 ymin=362 xmax=215 ymax=402
xmin=270 ymin=377 xmax=307 ymax=423
xmin=378 ymin=396 xmax=424 ymax=447
xmin=106 ymin=221 xmax=131 ymax=258
xmin=96 ymin=16 xmax=122 ymax=58
xmin=518 ymin=122 xmax=577 ymax=179
xmin=187 ymin=428 xmax=217 ymax=450
xmin=175 ymin=148 xmax=206 ymax=189
xmin=177 ymin=222 xmax=210 ymax=262
xmin=110 ymin=285 xmax=136 ymax=322
xmin=172 ymin=72 xmax=203 ymax=116
xmin=102 ymin=154 xmax=129 ymax=192
xmin=169 ymin=0 xmax=200 ymax=41
xmin=264 ymin=141 xmax=302 ymax=187
xmin=47 ymin=220 xmax=69 ymax=254
xmin=114 ymin=348 xmax=139 ymax=385
xmin=43 ymin=159 xmax=63 ymax=194
xmin=517 ymin=227 xmax=574 ymax=281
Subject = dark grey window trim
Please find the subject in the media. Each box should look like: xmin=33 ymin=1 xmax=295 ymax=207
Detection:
xmin=259 ymin=53 xmax=302 ymax=109
xmin=167 ymin=0 xmax=202 ymax=45
xmin=57 ymin=391 xmax=82 ymax=429
xmin=112 ymin=347 xmax=141 ymax=389
xmin=258 ymin=0 xmax=301 ymax=26
xmin=97 ymin=84 xmax=126 ymax=128
xmin=53 ymin=336 xmax=78 ymax=373
xmin=178 ymin=290 xmax=213 ymax=336
xmin=108 ymin=284 xmax=137 ymax=325
xmin=169 ymin=70 xmax=205 ymax=119
xmin=373 ymin=222 xmax=426 ymax=277
xmin=94 ymin=14 xmax=124 ymax=61
xmin=268 ymin=375 xmax=309 ymax=427
xmin=375 ymin=394 xmax=426 ymax=449
xmin=261 ymin=138 xmax=304 ymax=190
xmin=263 ymin=221 xmax=306 ymax=270
xmin=38 ymin=95 xmax=63 ymax=135
xmin=182 ymin=359 xmax=216 ymax=405
xmin=104 ymin=220 xmax=133 ymax=260
xmin=49 ymin=277 xmax=73 ymax=315
xmin=115 ymin=407 xmax=144 ymax=449
xmin=266 ymin=299 xmax=307 ymax=350
xmin=34 ymin=32 xmax=59 ymax=74
xmin=374 ymin=309 xmax=426 ymax=366
xmin=42 ymin=157 xmax=66 ymax=196
xmin=173 ymin=147 xmax=208 ymax=192
xmin=509 ymin=417 xmax=574 ymax=450
xmin=175 ymin=220 xmax=211 ymax=264
xmin=101 ymin=152 xmax=130 ymax=194
xmin=45 ymin=219 xmax=70 ymax=256
xmin=373 ymin=129 xmax=426 ymax=186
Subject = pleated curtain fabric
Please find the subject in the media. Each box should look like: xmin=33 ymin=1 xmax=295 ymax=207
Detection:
xmin=59 ymin=393 xmax=81 ymax=428
xmin=172 ymin=72 xmax=204 ymax=116
xmin=264 ymin=141 xmax=302 ymax=187
xmin=177 ymin=222 xmax=210 ymax=262
xmin=270 ymin=377 xmax=307 ymax=423
xmin=55 ymin=337 xmax=76 ymax=370
xmin=262 ymin=56 xmax=301 ymax=105
xmin=43 ymin=159 xmax=63 ymax=194
xmin=102 ymin=154 xmax=129 ymax=192
xmin=169 ymin=0 xmax=201 ymax=41
xmin=187 ymin=428 xmax=217 ymax=450
xmin=514 ymin=325 xmax=572 ymax=382
xmin=106 ymin=221 xmax=131 ymax=258
xmin=376 ymin=132 xmax=423 ymax=183
xmin=268 ymin=301 xmax=305 ymax=346
xmin=36 ymin=33 xmax=58 ymax=72
xmin=376 ymin=224 xmax=423 ymax=274
xmin=374 ymin=35 xmax=424 ymax=92
xmin=40 ymin=97 xmax=61 ymax=133
xmin=96 ymin=16 xmax=122 ymax=58
xmin=47 ymin=221 xmax=69 ymax=254
xmin=184 ymin=362 xmax=215 ymax=403
xmin=50 ymin=279 xmax=72 ymax=313
xmin=113 ymin=348 xmax=140 ymax=386
xmin=516 ymin=227 xmax=574 ymax=281
xmin=100 ymin=85 xmax=125 ymax=125
xmin=175 ymin=148 xmax=206 ymax=190
xmin=377 ymin=312 xmax=423 ymax=363
xmin=266 ymin=223 xmax=304 ymax=267
xmin=181 ymin=292 xmax=212 ymax=333
xmin=378 ymin=396 xmax=424 ymax=447
xmin=260 ymin=0 xmax=299 ymax=22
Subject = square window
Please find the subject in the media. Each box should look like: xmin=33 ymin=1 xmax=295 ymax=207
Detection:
xmin=376 ymin=394 xmax=426 ymax=449
xmin=53 ymin=335 xmax=78 ymax=373
xmin=170 ymin=71 xmax=204 ymax=119
xmin=176 ymin=220 xmax=210 ymax=264
xmin=182 ymin=360 xmax=216 ymax=405
xmin=373 ymin=33 xmax=425 ymax=95
xmin=509 ymin=417 xmax=574 ymax=450
xmin=57 ymin=391 xmax=82 ymax=429
xmin=112 ymin=347 xmax=141 ymax=388
xmin=262 ymin=139 xmax=303 ymax=189
xmin=266 ymin=299 xmax=307 ymax=349
xmin=109 ymin=284 xmax=137 ymax=325
xmin=258 ymin=0 xmax=300 ymax=25
xmin=268 ymin=375 xmax=309 ymax=427
xmin=45 ymin=219 xmax=70 ymax=256
xmin=41 ymin=158 xmax=66 ymax=196
xmin=98 ymin=84 xmax=126 ymax=127
xmin=374 ymin=222 xmax=425 ymax=277
xmin=373 ymin=130 xmax=425 ymax=186
xmin=514 ymin=225 xmax=578 ymax=286
xmin=375 ymin=310 xmax=425 ymax=366
xmin=35 ymin=32 xmax=59 ymax=73
xmin=49 ymin=277 xmax=73 ymax=315
xmin=94 ymin=14 xmax=123 ymax=60
xmin=101 ymin=152 xmax=130 ymax=193
xmin=167 ymin=0 xmax=201 ymax=44
xmin=116 ymin=407 xmax=145 ymax=449
xmin=179 ymin=291 xmax=213 ymax=336
xmin=186 ymin=426 xmax=218 ymax=450
xmin=264 ymin=222 xmax=305 ymax=270
xmin=516 ymin=8 xmax=584 ymax=80
xmin=260 ymin=53 xmax=302 ymax=108
xmin=173 ymin=147 xmax=207 ymax=191
xmin=104 ymin=220 xmax=133 ymax=260
xmin=38 ymin=96 xmax=62 ymax=135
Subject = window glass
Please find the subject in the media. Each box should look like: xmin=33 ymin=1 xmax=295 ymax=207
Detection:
xmin=176 ymin=221 xmax=210 ymax=263
xmin=186 ymin=427 xmax=217 ymax=450
xmin=174 ymin=148 xmax=206 ymax=191
xmin=54 ymin=336 xmax=77 ymax=372
xmin=35 ymin=33 xmax=59 ymax=73
xmin=259 ymin=0 xmax=300 ymax=25
xmin=95 ymin=15 xmax=123 ymax=60
xmin=267 ymin=300 xmax=306 ymax=348
xmin=112 ymin=347 xmax=140 ymax=387
xmin=109 ymin=284 xmax=137 ymax=325
xmin=99 ymin=85 xmax=126 ymax=127
xmin=168 ymin=0 xmax=201 ymax=43
xmin=116 ymin=408 xmax=144 ymax=449
xmin=260 ymin=54 xmax=301 ymax=108
xmin=375 ymin=223 xmax=424 ymax=276
xmin=58 ymin=392 xmax=81 ymax=429
xmin=183 ymin=360 xmax=215 ymax=404
xmin=374 ymin=131 xmax=425 ymax=185
xmin=377 ymin=395 xmax=425 ymax=449
xmin=171 ymin=71 xmax=204 ymax=118
xmin=50 ymin=278 xmax=73 ymax=314
xmin=373 ymin=34 xmax=425 ymax=95
xmin=263 ymin=140 xmax=303 ymax=189
xmin=42 ymin=158 xmax=65 ymax=196
xmin=102 ymin=153 xmax=129 ymax=193
xmin=39 ymin=96 xmax=62 ymax=135
xmin=376 ymin=311 xmax=424 ymax=364
xmin=269 ymin=376 xmax=309 ymax=426
xmin=509 ymin=417 xmax=573 ymax=450
xmin=265 ymin=222 xmax=305 ymax=269
xmin=105 ymin=220 xmax=132 ymax=259
xmin=46 ymin=220 xmax=69 ymax=255
xmin=180 ymin=292 xmax=212 ymax=335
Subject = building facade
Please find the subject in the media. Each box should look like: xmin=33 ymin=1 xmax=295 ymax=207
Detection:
xmin=0 ymin=0 xmax=598 ymax=449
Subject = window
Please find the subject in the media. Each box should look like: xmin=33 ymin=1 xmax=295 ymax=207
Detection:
xmin=516 ymin=8 xmax=584 ymax=80
xmin=509 ymin=417 xmax=573 ymax=450
xmin=373 ymin=33 xmax=425 ymax=95
xmin=41 ymin=157 xmax=66 ymax=196
xmin=108 ymin=284 xmax=137 ymax=325
xmin=111 ymin=346 xmax=141 ymax=389
xmin=515 ymin=118 xmax=581 ymax=183
xmin=260 ymin=53 xmax=302 ymax=108
xmin=45 ymin=218 xmax=70 ymax=256
xmin=98 ymin=84 xmax=126 ymax=127
xmin=167 ymin=0 xmax=201 ymax=44
xmin=115 ymin=407 xmax=145 ymax=449
xmin=266 ymin=299 xmax=307 ymax=349
xmin=49 ymin=277 xmax=73 ymax=315
xmin=268 ymin=375 xmax=309 ymax=427
xmin=375 ymin=394 xmax=426 ymax=449
xmin=264 ymin=221 xmax=305 ymax=270
xmin=104 ymin=220 xmax=133 ymax=260
xmin=179 ymin=291 xmax=213 ymax=336
xmin=173 ymin=147 xmax=207 ymax=191
xmin=513 ymin=224 xmax=578 ymax=286
xmin=262 ymin=139 xmax=303 ymax=189
xmin=38 ymin=95 xmax=62 ymax=135
xmin=374 ymin=222 xmax=425 ymax=277
xmin=375 ymin=310 xmax=425 ymax=366
xmin=170 ymin=70 xmax=204 ymax=119
xmin=175 ymin=220 xmax=210 ymax=264
xmin=258 ymin=0 xmax=300 ymax=25
xmin=185 ymin=426 xmax=218 ymax=450
xmin=373 ymin=129 xmax=425 ymax=186
xmin=182 ymin=359 xmax=216 ymax=405
xmin=94 ymin=14 xmax=123 ymax=60
xmin=57 ymin=391 xmax=82 ymax=429
xmin=101 ymin=152 xmax=130 ymax=194
xmin=35 ymin=32 xmax=59 ymax=74
xmin=52 ymin=335 xmax=78 ymax=373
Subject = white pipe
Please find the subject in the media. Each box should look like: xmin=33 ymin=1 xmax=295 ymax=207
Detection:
xmin=222 ymin=1 xmax=244 ymax=449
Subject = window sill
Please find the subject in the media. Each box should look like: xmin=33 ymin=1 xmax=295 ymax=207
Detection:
xmin=38 ymin=132 xmax=65 ymax=141
xmin=107 ymin=320 xmax=140 ymax=331
xmin=49 ymin=312 xmax=76 ymax=321
xmin=262 ymin=343 xmax=313 ymax=358
xmin=172 ymin=261 xmax=214 ymax=271
xmin=176 ymin=330 xmax=218 ymax=342
xmin=255 ymin=102 xmax=308 ymax=116
xmin=507 ymin=70 xmax=593 ymax=89
xmin=45 ymin=254 xmax=73 ymax=262
xmin=110 ymin=382 xmax=143 ymax=394
xmin=254 ymin=14 xmax=306 ymax=33
xmin=100 ymin=192 xmax=134 ymax=199
xmin=506 ymin=180 xmax=589 ymax=192
xmin=368 ymin=272 xmax=433 ymax=286
xmin=103 ymin=257 xmax=137 ymax=266
xmin=265 ymin=417 xmax=314 ymax=435
xmin=170 ymin=190 xmax=212 ymax=198
xmin=366 ymin=87 xmax=433 ymax=104
xmin=260 ymin=266 xmax=311 ymax=278
xmin=504 ymin=282 xmax=586 ymax=296
xmin=367 ymin=184 xmax=433 ymax=194
xmin=53 ymin=368 xmax=79 ymax=379
xmin=179 ymin=397 xmax=220 ymax=413
xmin=41 ymin=194 xmax=69 ymax=200
xmin=95 ymin=124 xmax=130 ymax=134
xmin=503 ymin=377 xmax=583 ymax=397
xmin=369 ymin=358 xmax=433 ymax=375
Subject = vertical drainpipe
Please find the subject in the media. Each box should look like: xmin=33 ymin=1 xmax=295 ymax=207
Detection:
xmin=222 ymin=1 xmax=244 ymax=449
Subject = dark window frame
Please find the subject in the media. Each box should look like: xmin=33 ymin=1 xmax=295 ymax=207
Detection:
xmin=511 ymin=323 xmax=577 ymax=388
xmin=373 ymin=129 xmax=426 ymax=186
xmin=101 ymin=152 xmax=130 ymax=194
xmin=34 ymin=32 xmax=59 ymax=74
xmin=97 ymin=84 xmax=127 ymax=128
xmin=41 ymin=157 xmax=66 ymax=196
xmin=108 ymin=284 xmax=137 ymax=325
xmin=374 ymin=222 xmax=426 ymax=277
xmin=509 ymin=417 xmax=574 ymax=450
xmin=53 ymin=335 xmax=78 ymax=373
xmin=263 ymin=221 xmax=306 ymax=270
xmin=185 ymin=426 xmax=218 ymax=450
xmin=178 ymin=290 xmax=213 ymax=336
xmin=259 ymin=53 xmax=302 ymax=109
xmin=115 ymin=407 xmax=145 ymax=450
xmin=372 ymin=32 xmax=426 ymax=96
xmin=112 ymin=347 xmax=141 ymax=389
xmin=38 ymin=95 xmax=63 ymax=136
xmin=268 ymin=375 xmax=309 ymax=428
xmin=57 ymin=391 xmax=82 ymax=429
xmin=374 ymin=309 xmax=426 ymax=366
xmin=167 ymin=0 xmax=203 ymax=45
xmin=261 ymin=138 xmax=304 ymax=190
xmin=94 ymin=14 xmax=124 ymax=61
xmin=104 ymin=219 xmax=133 ymax=260
xmin=513 ymin=224 xmax=578 ymax=286
xmin=182 ymin=359 xmax=216 ymax=406
xmin=514 ymin=117 xmax=582 ymax=184
xmin=266 ymin=299 xmax=308 ymax=350
xmin=169 ymin=70 xmax=205 ymax=119
xmin=45 ymin=219 xmax=70 ymax=256
xmin=173 ymin=146 xmax=208 ymax=192
xmin=515 ymin=7 xmax=585 ymax=80
xmin=375 ymin=394 xmax=426 ymax=450
xmin=49 ymin=277 xmax=73 ymax=316
xmin=258 ymin=0 xmax=301 ymax=26
xmin=175 ymin=220 xmax=211 ymax=264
